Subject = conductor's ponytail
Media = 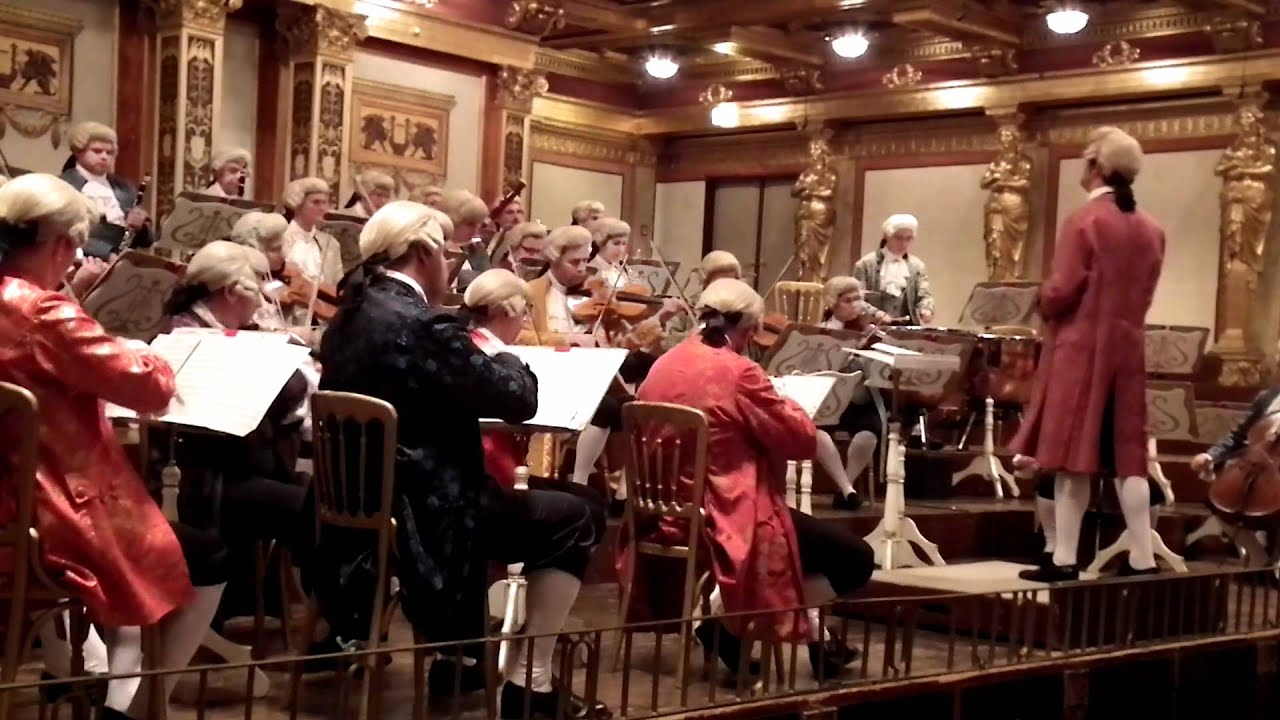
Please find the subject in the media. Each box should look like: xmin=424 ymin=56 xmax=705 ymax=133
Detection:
xmin=698 ymin=308 xmax=742 ymax=349
xmin=1105 ymin=171 xmax=1136 ymax=213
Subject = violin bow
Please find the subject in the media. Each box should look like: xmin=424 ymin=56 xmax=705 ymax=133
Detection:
xmin=645 ymin=241 xmax=696 ymax=317
xmin=588 ymin=262 xmax=630 ymax=338
xmin=760 ymin=252 xmax=798 ymax=304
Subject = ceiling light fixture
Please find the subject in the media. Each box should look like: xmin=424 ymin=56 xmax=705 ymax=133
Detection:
xmin=830 ymin=32 xmax=869 ymax=59
xmin=711 ymin=42 xmax=736 ymax=55
xmin=710 ymin=102 xmax=740 ymax=128
xmin=644 ymin=55 xmax=679 ymax=79
xmin=1045 ymin=7 xmax=1089 ymax=35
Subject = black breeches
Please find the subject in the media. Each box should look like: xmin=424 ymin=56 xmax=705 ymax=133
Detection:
xmin=590 ymin=392 xmax=634 ymax=431
xmin=484 ymin=484 xmax=606 ymax=579
xmin=790 ymin=508 xmax=875 ymax=596
xmin=833 ymin=401 xmax=884 ymax=439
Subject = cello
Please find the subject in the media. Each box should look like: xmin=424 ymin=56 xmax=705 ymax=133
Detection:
xmin=1208 ymin=411 xmax=1280 ymax=530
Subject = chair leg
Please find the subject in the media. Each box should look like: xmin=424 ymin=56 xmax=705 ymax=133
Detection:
xmin=411 ymin=630 xmax=426 ymax=720
xmin=286 ymin=599 xmax=322 ymax=712
xmin=252 ymin=540 xmax=275 ymax=660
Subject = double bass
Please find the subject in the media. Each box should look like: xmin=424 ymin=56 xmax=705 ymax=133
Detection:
xmin=1208 ymin=411 xmax=1280 ymax=530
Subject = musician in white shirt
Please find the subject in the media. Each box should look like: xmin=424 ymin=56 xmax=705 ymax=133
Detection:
xmin=570 ymin=199 xmax=605 ymax=226
xmin=440 ymin=189 xmax=492 ymax=288
xmin=852 ymin=214 xmax=935 ymax=325
xmin=343 ymin=169 xmax=394 ymax=218
xmin=280 ymin=177 xmax=342 ymax=288
xmin=204 ymin=148 xmax=251 ymax=197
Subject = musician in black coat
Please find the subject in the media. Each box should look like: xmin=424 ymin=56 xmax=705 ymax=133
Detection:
xmin=317 ymin=202 xmax=609 ymax=719
xmin=59 ymin=122 xmax=152 ymax=258
xmin=1192 ymin=386 xmax=1280 ymax=474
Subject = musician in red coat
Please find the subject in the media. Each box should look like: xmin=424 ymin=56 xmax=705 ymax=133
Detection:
xmin=629 ymin=278 xmax=873 ymax=680
xmin=1012 ymin=127 xmax=1165 ymax=582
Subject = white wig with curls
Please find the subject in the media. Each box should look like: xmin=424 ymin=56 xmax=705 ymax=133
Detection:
xmin=359 ymin=200 xmax=447 ymax=263
xmin=463 ymin=268 xmax=529 ymax=318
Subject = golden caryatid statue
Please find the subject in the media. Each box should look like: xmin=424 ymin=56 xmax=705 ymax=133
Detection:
xmin=793 ymin=131 xmax=838 ymax=282
xmin=980 ymin=119 xmax=1033 ymax=281
xmin=1213 ymin=98 xmax=1277 ymax=383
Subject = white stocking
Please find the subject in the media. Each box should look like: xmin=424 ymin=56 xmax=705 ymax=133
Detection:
xmin=845 ymin=431 xmax=878 ymax=486
xmin=815 ymin=431 xmax=854 ymax=497
xmin=127 ymin=583 xmax=226 ymax=718
xmin=38 ymin=612 xmax=108 ymax=677
xmin=802 ymin=576 xmax=836 ymax=643
xmin=508 ymin=569 xmax=580 ymax=693
xmin=102 ymin=625 xmax=142 ymax=712
xmin=572 ymin=426 xmax=610 ymax=486
xmin=1052 ymin=473 xmax=1090 ymax=567
xmin=1114 ymin=476 xmax=1155 ymax=570
xmin=1036 ymin=496 xmax=1057 ymax=554
xmin=695 ymin=585 xmax=725 ymax=630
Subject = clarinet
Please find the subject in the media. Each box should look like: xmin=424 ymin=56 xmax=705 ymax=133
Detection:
xmin=118 ymin=174 xmax=151 ymax=252
xmin=237 ymin=171 xmax=246 ymax=198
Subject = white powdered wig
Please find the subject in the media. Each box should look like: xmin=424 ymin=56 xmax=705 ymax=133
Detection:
xmin=1084 ymin=126 xmax=1143 ymax=181
xmin=699 ymin=250 xmax=741 ymax=279
xmin=571 ymin=200 xmax=605 ymax=224
xmin=593 ymin=217 xmax=631 ymax=245
xmin=210 ymin=147 xmax=252 ymax=171
xmin=463 ymin=268 xmax=530 ymax=318
xmin=881 ymin=213 xmax=919 ymax=237
xmin=229 ymin=211 xmax=288 ymax=251
xmin=410 ymin=184 xmax=444 ymax=206
xmin=282 ymin=177 xmax=330 ymax=210
xmin=543 ymin=225 xmax=593 ymax=261
xmin=0 ymin=173 xmax=97 ymax=248
xmin=359 ymin=200 xmax=447 ymax=263
xmin=823 ymin=275 xmax=862 ymax=308
xmin=185 ymin=240 xmax=268 ymax=298
xmin=357 ymin=169 xmax=395 ymax=193
xmin=68 ymin=121 xmax=118 ymax=152
xmin=697 ymin=278 xmax=765 ymax=328
xmin=509 ymin=221 xmax=548 ymax=244
xmin=439 ymin=189 xmax=489 ymax=227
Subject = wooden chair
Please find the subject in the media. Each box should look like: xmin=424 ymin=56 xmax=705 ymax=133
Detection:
xmin=615 ymin=402 xmax=712 ymax=690
xmin=0 ymin=383 xmax=94 ymax=720
xmin=770 ymin=281 xmax=825 ymax=325
xmin=289 ymin=391 xmax=403 ymax=720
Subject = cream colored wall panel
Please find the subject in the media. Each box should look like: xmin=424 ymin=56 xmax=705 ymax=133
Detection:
xmin=760 ymin=180 xmax=799 ymax=286
xmin=712 ymin=182 xmax=762 ymax=288
xmin=529 ymin=161 xmax=623 ymax=228
xmin=218 ymin=18 xmax=258 ymax=198
xmin=654 ymin=180 xmax=705 ymax=288
xmin=1054 ymin=149 xmax=1220 ymax=331
xmin=2 ymin=0 xmax=117 ymax=174
xmin=861 ymin=164 xmax=988 ymax=325
xmin=351 ymin=49 xmax=485 ymax=194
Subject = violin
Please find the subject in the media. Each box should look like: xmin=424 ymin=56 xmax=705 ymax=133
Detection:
xmin=275 ymin=264 xmax=340 ymax=323
xmin=751 ymin=312 xmax=791 ymax=350
xmin=569 ymin=277 xmax=669 ymax=323
xmin=1209 ymin=411 xmax=1280 ymax=530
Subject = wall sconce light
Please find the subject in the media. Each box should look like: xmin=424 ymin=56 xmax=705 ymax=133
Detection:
xmin=700 ymin=83 xmax=738 ymax=128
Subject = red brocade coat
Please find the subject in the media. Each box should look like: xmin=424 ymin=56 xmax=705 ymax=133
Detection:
xmin=0 ymin=277 xmax=192 ymax=626
xmin=623 ymin=336 xmax=816 ymax=641
xmin=1010 ymin=192 xmax=1165 ymax=478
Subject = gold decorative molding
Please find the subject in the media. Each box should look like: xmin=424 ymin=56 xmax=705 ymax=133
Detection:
xmin=882 ymin=64 xmax=922 ymax=89
xmin=778 ymin=66 xmax=825 ymax=96
xmin=1092 ymin=40 xmax=1141 ymax=68
xmin=278 ymin=3 xmax=368 ymax=61
xmin=504 ymin=0 xmax=565 ymax=37
xmin=1205 ymin=17 xmax=1263 ymax=54
xmin=531 ymin=119 xmax=656 ymax=166
xmin=532 ymin=93 xmax=643 ymax=135
xmin=354 ymin=0 xmax=536 ymax=68
xmin=1022 ymin=6 xmax=1220 ymax=46
xmin=0 ymin=107 xmax=68 ymax=145
xmin=148 ymin=0 xmax=241 ymax=32
xmin=970 ymin=45 xmax=1019 ymax=78
xmin=534 ymin=49 xmax=637 ymax=84
xmin=1042 ymin=100 xmax=1238 ymax=145
xmin=496 ymin=66 xmax=549 ymax=113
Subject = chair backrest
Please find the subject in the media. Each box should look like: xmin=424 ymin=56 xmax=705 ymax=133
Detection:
xmin=0 ymin=382 xmax=38 ymax=681
xmin=770 ymin=281 xmax=825 ymax=325
xmin=621 ymin=402 xmax=710 ymax=552
xmin=309 ymin=391 xmax=399 ymax=647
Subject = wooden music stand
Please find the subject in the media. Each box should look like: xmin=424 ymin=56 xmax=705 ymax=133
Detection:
xmin=159 ymin=192 xmax=274 ymax=258
xmin=81 ymin=250 xmax=186 ymax=342
xmin=320 ymin=212 xmax=366 ymax=274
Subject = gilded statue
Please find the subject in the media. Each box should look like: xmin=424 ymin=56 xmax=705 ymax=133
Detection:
xmin=1214 ymin=101 xmax=1277 ymax=361
xmin=980 ymin=122 xmax=1033 ymax=281
xmin=793 ymin=132 xmax=838 ymax=282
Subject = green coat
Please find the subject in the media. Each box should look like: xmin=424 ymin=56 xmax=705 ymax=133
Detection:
xmin=852 ymin=250 xmax=934 ymax=325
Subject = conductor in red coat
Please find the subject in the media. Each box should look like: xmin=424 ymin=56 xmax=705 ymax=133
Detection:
xmin=1012 ymin=127 xmax=1165 ymax=582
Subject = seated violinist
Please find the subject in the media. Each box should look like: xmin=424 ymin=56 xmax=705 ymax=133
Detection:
xmin=227 ymin=211 xmax=292 ymax=330
xmin=342 ymin=169 xmax=395 ymax=219
xmin=316 ymin=202 xmax=608 ymax=716
xmin=570 ymin=199 xmax=605 ymax=227
xmin=204 ymin=148 xmax=251 ymax=197
xmin=409 ymin=183 xmax=444 ymax=208
xmin=58 ymin=121 xmax=151 ymax=259
xmin=632 ymin=278 xmax=875 ymax=680
xmin=583 ymin=217 xmax=686 ymax=352
xmin=440 ymin=188 xmax=492 ymax=287
xmin=498 ymin=221 xmax=549 ymax=280
xmin=281 ymin=177 xmax=342 ymax=288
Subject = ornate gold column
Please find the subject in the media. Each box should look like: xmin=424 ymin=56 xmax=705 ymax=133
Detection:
xmin=793 ymin=129 xmax=838 ymax=282
xmin=277 ymin=3 xmax=367 ymax=196
xmin=980 ymin=110 xmax=1033 ymax=281
xmin=483 ymin=66 xmax=548 ymax=202
xmin=148 ymin=0 xmax=242 ymax=217
xmin=1212 ymin=90 xmax=1276 ymax=386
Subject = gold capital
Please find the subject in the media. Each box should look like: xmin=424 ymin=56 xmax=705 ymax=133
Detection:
xmin=148 ymin=0 xmax=242 ymax=32
xmin=278 ymin=3 xmax=368 ymax=61
xmin=1205 ymin=17 xmax=1263 ymax=54
xmin=496 ymin=66 xmax=549 ymax=112
xmin=882 ymin=64 xmax=922 ymax=89
xmin=504 ymin=0 xmax=566 ymax=37
xmin=778 ymin=66 xmax=825 ymax=96
xmin=1092 ymin=40 xmax=1140 ymax=68
xmin=968 ymin=45 xmax=1018 ymax=78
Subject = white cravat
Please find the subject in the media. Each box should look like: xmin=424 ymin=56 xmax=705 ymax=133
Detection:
xmin=77 ymin=165 xmax=124 ymax=225
xmin=880 ymin=250 xmax=910 ymax=298
xmin=1088 ymin=186 xmax=1115 ymax=201
xmin=384 ymin=269 xmax=426 ymax=301
xmin=283 ymin=221 xmax=324 ymax=281
xmin=203 ymin=182 xmax=229 ymax=198
xmin=545 ymin=274 xmax=585 ymax=334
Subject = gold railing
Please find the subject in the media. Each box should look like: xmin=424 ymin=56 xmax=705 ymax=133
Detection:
xmin=3 ymin=565 xmax=1278 ymax=719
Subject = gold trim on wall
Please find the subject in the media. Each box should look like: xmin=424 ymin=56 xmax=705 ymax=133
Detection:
xmin=531 ymin=93 xmax=644 ymax=135
xmin=349 ymin=0 xmax=537 ymax=69
xmin=530 ymin=118 xmax=657 ymax=167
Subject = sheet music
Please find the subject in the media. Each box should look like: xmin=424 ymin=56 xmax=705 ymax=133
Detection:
xmin=480 ymin=346 xmax=629 ymax=432
xmin=106 ymin=333 xmax=311 ymax=436
xmin=771 ymin=375 xmax=839 ymax=420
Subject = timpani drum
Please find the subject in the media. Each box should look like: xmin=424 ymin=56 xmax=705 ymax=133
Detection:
xmin=882 ymin=326 xmax=977 ymax=412
xmin=970 ymin=332 xmax=1042 ymax=406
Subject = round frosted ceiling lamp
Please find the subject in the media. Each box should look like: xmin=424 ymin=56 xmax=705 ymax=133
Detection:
xmin=1045 ymin=9 xmax=1089 ymax=35
xmin=830 ymin=32 xmax=869 ymax=59
xmin=645 ymin=55 xmax=679 ymax=79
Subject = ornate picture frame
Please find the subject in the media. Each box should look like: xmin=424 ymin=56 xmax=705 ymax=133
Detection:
xmin=349 ymin=79 xmax=454 ymax=187
xmin=0 ymin=6 xmax=81 ymax=139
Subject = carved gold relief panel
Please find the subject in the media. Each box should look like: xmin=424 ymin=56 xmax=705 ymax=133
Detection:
xmin=350 ymin=79 xmax=454 ymax=180
xmin=0 ymin=6 xmax=81 ymax=144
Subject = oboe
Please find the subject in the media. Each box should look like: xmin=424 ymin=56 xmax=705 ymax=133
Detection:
xmin=119 ymin=174 xmax=151 ymax=251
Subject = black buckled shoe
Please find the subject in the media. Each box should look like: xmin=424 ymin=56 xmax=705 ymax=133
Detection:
xmin=832 ymin=490 xmax=863 ymax=511
xmin=427 ymin=657 xmax=487 ymax=698
xmin=808 ymin=640 xmax=857 ymax=681
xmin=1116 ymin=563 xmax=1159 ymax=578
xmin=694 ymin=619 xmax=762 ymax=676
xmin=1018 ymin=564 xmax=1080 ymax=583
xmin=499 ymin=680 xmax=612 ymax=719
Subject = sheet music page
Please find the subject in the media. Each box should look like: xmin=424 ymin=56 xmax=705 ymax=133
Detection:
xmin=481 ymin=346 xmax=629 ymax=431
xmin=104 ymin=333 xmax=201 ymax=421
xmin=171 ymin=327 xmax=293 ymax=344
xmin=107 ymin=333 xmax=310 ymax=436
xmin=870 ymin=342 xmax=919 ymax=355
xmin=770 ymin=375 xmax=838 ymax=420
